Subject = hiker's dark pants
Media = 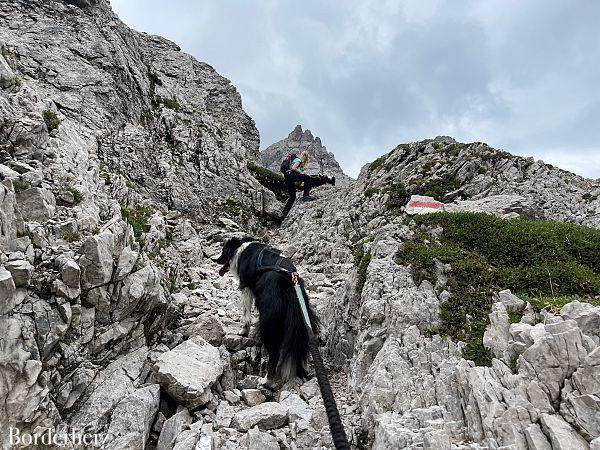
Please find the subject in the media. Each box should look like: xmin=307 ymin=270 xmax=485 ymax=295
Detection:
xmin=283 ymin=171 xmax=313 ymax=213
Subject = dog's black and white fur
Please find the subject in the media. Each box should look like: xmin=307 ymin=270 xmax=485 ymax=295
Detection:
xmin=216 ymin=236 xmax=320 ymax=382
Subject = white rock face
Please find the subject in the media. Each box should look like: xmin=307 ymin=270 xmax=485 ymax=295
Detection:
xmin=154 ymin=337 xmax=224 ymax=408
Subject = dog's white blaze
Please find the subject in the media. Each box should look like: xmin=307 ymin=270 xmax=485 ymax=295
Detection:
xmin=240 ymin=288 xmax=253 ymax=327
xmin=230 ymin=242 xmax=254 ymax=328
xmin=230 ymin=242 xmax=252 ymax=281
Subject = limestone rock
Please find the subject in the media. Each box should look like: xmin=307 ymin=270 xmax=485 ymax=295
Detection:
xmin=560 ymin=301 xmax=600 ymax=342
xmin=0 ymin=183 xmax=21 ymax=245
xmin=70 ymin=347 xmax=148 ymax=431
xmin=232 ymin=402 xmax=288 ymax=431
xmin=0 ymin=52 xmax=16 ymax=87
xmin=444 ymin=194 xmax=538 ymax=219
xmin=0 ymin=267 xmax=17 ymax=314
xmin=242 ymin=388 xmax=266 ymax=407
xmin=423 ymin=430 xmax=451 ymax=450
xmin=539 ymin=413 xmax=589 ymax=450
xmin=240 ymin=428 xmax=280 ymax=450
xmin=524 ymin=423 xmax=551 ymax=450
xmin=16 ymin=187 xmax=56 ymax=222
xmin=483 ymin=301 xmax=510 ymax=360
xmin=154 ymin=337 xmax=224 ymax=408
xmin=4 ymin=259 xmax=33 ymax=287
xmin=518 ymin=320 xmax=588 ymax=402
xmin=105 ymin=384 xmax=160 ymax=450
xmin=157 ymin=406 xmax=192 ymax=450
xmin=185 ymin=315 xmax=225 ymax=346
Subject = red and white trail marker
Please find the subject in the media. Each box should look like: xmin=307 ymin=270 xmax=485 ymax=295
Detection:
xmin=405 ymin=195 xmax=445 ymax=215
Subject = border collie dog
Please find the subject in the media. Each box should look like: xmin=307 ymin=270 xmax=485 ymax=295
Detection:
xmin=216 ymin=236 xmax=320 ymax=382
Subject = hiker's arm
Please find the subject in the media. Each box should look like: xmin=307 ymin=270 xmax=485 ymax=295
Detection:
xmin=291 ymin=161 xmax=303 ymax=173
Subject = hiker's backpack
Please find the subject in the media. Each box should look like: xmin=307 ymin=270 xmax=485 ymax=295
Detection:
xmin=280 ymin=153 xmax=297 ymax=173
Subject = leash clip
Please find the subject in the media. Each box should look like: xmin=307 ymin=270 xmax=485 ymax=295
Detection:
xmin=291 ymin=272 xmax=299 ymax=285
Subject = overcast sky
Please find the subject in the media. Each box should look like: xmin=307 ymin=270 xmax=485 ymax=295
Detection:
xmin=111 ymin=0 xmax=599 ymax=179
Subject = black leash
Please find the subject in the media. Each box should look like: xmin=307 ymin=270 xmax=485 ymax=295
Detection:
xmin=257 ymin=264 xmax=350 ymax=450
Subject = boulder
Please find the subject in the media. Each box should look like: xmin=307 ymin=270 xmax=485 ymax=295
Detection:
xmin=0 ymin=53 xmax=16 ymax=88
xmin=0 ymin=183 xmax=21 ymax=244
xmin=405 ymin=195 xmax=444 ymax=215
xmin=279 ymin=391 xmax=313 ymax=431
xmin=105 ymin=384 xmax=160 ymax=449
xmin=215 ymin=400 xmax=235 ymax=428
xmin=60 ymin=259 xmax=81 ymax=288
xmin=5 ymin=259 xmax=34 ymax=287
xmin=154 ymin=337 xmax=223 ymax=408
xmin=240 ymin=428 xmax=280 ymax=450
xmin=79 ymin=232 xmax=117 ymax=289
xmin=242 ymin=389 xmax=266 ymax=407
xmin=0 ymin=164 xmax=20 ymax=179
xmin=157 ymin=406 xmax=192 ymax=450
xmin=560 ymin=301 xmax=600 ymax=342
xmin=185 ymin=315 xmax=225 ymax=346
xmin=16 ymin=187 xmax=56 ymax=222
xmin=524 ymin=423 xmax=551 ymax=450
xmin=0 ymin=267 xmax=17 ymax=314
xmin=232 ymin=402 xmax=288 ymax=431
xmin=539 ymin=413 xmax=589 ymax=450
xmin=494 ymin=289 xmax=525 ymax=311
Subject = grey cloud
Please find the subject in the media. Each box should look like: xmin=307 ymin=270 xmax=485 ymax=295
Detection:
xmin=111 ymin=0 xmax=600 ymax=179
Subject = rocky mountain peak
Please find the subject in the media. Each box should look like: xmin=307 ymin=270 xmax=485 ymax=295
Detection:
xmin=360 ymin=137 xmax=600 ymax=227
xmin=260 ymin=125 xmax=351 ymax=185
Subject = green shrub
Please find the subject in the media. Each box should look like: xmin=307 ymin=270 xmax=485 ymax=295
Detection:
xmin=65 ymin=186 xmax=84 ymax=204
xmin=384 ymin=182 xmax=410 ymax=211
xmin=161 ymin=97 xmax=180 ymax=110
xmin=396 ymin=212 xmax=600 ymax=366
xmin=121 ymin=203 xmax=154 ymax=245
xmin=43 ymin=110 xmax=61 ymax=132
xmin=247 ymin=162 xmax=287 ymax=200
xmin=353 ymin=241 xmax=365 ymax=267
xmin=355 ymin=251 xmax=371 ymax=295
xmin=364 ymin=187 xmax=381 ymax=198
xmin=13 ymin=179 xmax=31 ymax=194
xmin=62 ymin=230 xmax=81 ymax=243
xmin=368 ymin=154 xmax=388 ymax=173
xmin=414 ymin=172 xmax=461 ymax=200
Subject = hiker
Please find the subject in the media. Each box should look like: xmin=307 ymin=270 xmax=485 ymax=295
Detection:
xmin=280 ymin=151 xmax=314 ymax=218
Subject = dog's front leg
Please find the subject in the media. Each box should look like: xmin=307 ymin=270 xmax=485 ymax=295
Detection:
xmin=240 ymin=288 xmax=254 ymax=336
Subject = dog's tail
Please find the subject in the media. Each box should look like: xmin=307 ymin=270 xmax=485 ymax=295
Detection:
xmin=279 ymin=279 xmax=320 ymax=381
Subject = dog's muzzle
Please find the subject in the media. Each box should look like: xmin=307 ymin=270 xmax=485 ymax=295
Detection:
xmin=218 ymin=264 xmax=229 ymax=277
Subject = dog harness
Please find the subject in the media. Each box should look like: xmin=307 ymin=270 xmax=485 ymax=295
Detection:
xmin=255 ymin=246 xmax=312 ymax=332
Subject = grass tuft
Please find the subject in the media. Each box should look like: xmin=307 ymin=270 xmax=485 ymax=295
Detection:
xmin=120 ymin=203 xmax=154 ymax=246
xmin=43 ymin=110 xmax=61 ymax=132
